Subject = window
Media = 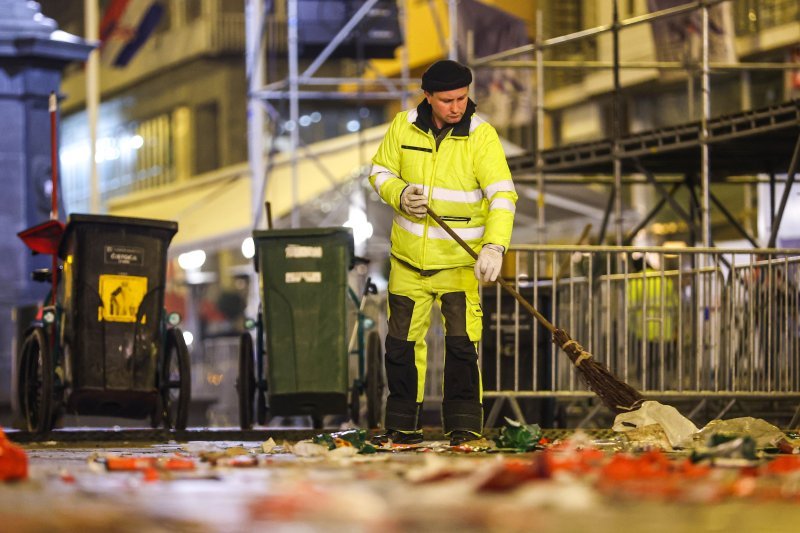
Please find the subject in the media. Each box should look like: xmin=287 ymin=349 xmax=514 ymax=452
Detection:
xmin=546 ymin=2 xmax=596 ymax=90
xmin=186 ymin=0 xmax=203 ymax=21
xmin=194 ymin=102 xmax=220 ymax=174
xmin=221 ymin=0 xmax=243 ymax=14
xmin=60 ymin=109 xmax=176 ymax=212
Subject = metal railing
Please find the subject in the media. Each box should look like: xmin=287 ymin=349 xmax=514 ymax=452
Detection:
xmin=475 ymin=245 xmax=800 ymax=402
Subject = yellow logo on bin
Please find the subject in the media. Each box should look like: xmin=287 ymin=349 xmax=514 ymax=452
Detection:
xmin=98 ymin=274 xmax=148 ymax=323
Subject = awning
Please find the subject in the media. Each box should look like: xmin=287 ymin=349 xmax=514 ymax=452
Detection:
xmin=108 ymin=123 xmax=391 ymax=253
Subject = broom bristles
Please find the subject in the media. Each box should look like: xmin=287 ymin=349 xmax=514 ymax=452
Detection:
xmin=427 ymin=206 xmax=643 ymax=413
xmin=552 ymin=328 xmax=643 ymax=414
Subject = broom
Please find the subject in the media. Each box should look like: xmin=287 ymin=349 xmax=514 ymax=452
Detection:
xmin=426 ymin=207 xmax=644 ymax=414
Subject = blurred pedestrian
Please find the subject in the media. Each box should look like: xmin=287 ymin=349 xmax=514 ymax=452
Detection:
xmin=627 ymin=253 xmax=678 ymax=390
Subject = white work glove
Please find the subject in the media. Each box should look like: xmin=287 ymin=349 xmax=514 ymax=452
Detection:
xmin=474 ymin=244 xmax=504 ymax=282
xmin=400 ymin=185 xmax=428 ymax=218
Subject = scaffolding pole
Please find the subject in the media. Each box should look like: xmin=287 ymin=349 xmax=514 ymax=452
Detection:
xmin=535 ymin=9 xmax=545 ymax=244
xmin=700 ymin=0 xmax=711 ymax=247
xmin=398 ymin=0 xmax=411 ymax=110
xmin=482 ymin=60 xmax=799 ymax=71
xmin=287 ymin=0 xmax=300 ymax=227
xmin=85 ymin=0 xmax=99 ymax=214
xmin=612 ymin=0 xmax=623 ymax=245
xmin=448 ymin=0 xmax=458 ymax=60
xmin=246 ymin=0 xmax=265 ymax=228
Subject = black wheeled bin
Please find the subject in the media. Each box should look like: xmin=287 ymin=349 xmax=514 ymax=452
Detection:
xmin=58 ymin=214 xmax=178 ymax=418
xmin=254 ymin=227 xmax=354 ymax=421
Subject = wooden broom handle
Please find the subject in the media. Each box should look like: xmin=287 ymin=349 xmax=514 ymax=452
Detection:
xmin=425 ymin=206 xmax=556 ymax=333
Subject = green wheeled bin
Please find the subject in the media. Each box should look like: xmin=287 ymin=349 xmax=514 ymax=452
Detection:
xmin=253 ymin=227 xmax=354 ymax=424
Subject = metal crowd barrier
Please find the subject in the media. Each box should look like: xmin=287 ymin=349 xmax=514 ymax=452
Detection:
xmin=194 ymin=247 xmax=800 ymax=428
xmin=469 ymin=245 xmax=800 ymax=426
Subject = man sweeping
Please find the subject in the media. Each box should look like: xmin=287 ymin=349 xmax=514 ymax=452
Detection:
xmin=368 ymin=59 xmax=517 ymax=446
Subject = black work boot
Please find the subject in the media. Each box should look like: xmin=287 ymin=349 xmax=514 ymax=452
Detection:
xmin=371 ymin=429 xmax=424 ymax=445
xmin=449 ymin=430 xmax=481 ymax=446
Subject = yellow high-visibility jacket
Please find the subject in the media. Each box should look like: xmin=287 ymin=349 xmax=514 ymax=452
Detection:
xmin=369 ymin=99 xmax=517 ymax=271
xmin=627 ymin=269 xmax=678 ymax=342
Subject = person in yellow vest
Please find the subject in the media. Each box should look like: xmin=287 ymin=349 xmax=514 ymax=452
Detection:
xmin=627 ymin=253 xmax=678 ymax=390
xmin=368 ymin=60 xmax=517 ymax=446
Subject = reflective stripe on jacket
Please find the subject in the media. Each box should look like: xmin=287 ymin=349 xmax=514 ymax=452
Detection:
xmin=369 ymin=100 xmax=517 ymax=271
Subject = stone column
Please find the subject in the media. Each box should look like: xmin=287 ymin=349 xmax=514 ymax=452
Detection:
xmin=0 ymin=0 xmax=91 ymax=422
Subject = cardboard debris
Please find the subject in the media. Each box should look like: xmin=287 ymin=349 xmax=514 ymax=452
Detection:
xmin=197 ymin=445 xmax=254 ymax=464
xmin=261 ymin=438 xmax=277 ymax=454
xmin=291 ymin=440 xmax=330 ymax=457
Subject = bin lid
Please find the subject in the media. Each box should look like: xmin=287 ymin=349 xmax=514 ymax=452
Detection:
xmin=252 ymin=227 xmax=353 ymax=241
xmin=58 ymin=214 xmax=179 ymax=258
xmin=252 ymin=227 xmax=354 ymax=273
xmin=17 ymin=219 xmax=65 ymax=255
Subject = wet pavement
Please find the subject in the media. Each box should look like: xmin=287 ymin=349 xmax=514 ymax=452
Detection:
xmin=3 ymin=426 xmax=800 ymax=532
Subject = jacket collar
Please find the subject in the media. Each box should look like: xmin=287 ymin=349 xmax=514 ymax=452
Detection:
xmin=413 ymin=98 xmax=476 ymax=138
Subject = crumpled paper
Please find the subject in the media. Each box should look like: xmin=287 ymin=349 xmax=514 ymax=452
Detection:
xmin=613 ymin=401 xmax=698 ymax=448
xmin=291 ymin=440 xmax=330 ymax=457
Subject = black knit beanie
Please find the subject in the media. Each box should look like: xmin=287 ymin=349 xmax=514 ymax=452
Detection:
xmin=421 ymin=60 xmax=473 ymax=93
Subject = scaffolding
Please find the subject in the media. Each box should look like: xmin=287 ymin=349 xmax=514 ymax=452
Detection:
xmin=469 ymin=0 xmax=800 ymax=247
xmin=245 ymin=0 xmax=800 ymax=242
xmin=507 ymin=100 xmax=800 ymax=247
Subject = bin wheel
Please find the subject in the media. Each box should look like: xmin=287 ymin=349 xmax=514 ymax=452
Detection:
xmin=18 ymin=327 xmax=54 ymax=434
xmin=365 ymin=330 xmax=385 ymax=429
xmin=349 ymin=379 xmax=360 ymax=425
xmin=237 ymin=332 xmax=255 ymax=429
xmin=256 ymin=389 xmax=268 ymax=426
xmin=149 ymin=396 xmax=163 ymax=429
xmin=160 ymin=328 xmax=191 ymax=430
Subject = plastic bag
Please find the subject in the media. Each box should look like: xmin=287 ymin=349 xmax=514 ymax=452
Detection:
xmin=613 ymin=401 xmax=698 ymax=448
xmin=495 ymin=418 xmax=543 ymax=452
xmin=693 ymin=417 xmax=787 ymax=449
